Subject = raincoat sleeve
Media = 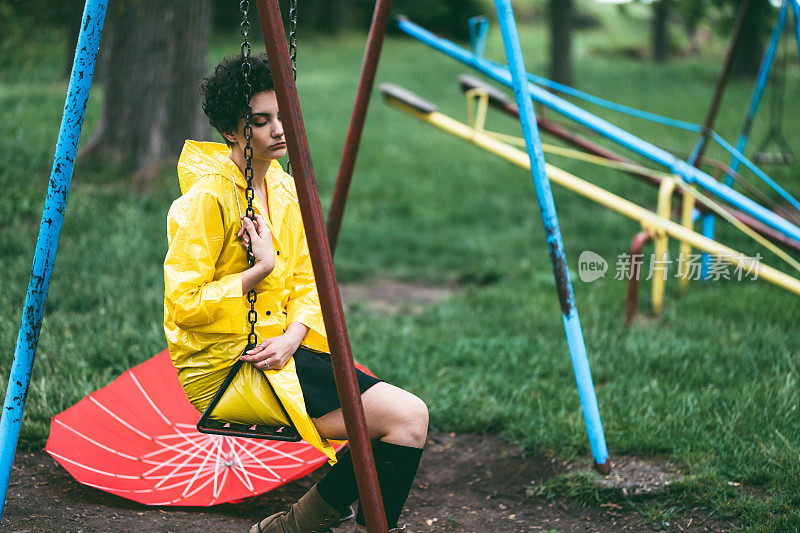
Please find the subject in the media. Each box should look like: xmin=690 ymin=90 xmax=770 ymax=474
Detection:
xmin=285 ymin=211 xmax=329 ymax=352
xmin=164 ymin=190 xmax=247 ymax=333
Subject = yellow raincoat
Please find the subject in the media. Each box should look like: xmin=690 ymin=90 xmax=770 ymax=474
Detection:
xmin=164 ymin=140 xmax=336 ymax=462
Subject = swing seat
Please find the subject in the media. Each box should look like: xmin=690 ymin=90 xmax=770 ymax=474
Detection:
xmin=198 ymin=418 xmax=301 ymax=440
xmin=753 ymin=151 xmax=794 ymax=165
xmin=197 ymin=358 xmax=302 ymax=441
xmin=753 ymin=123 xmax=794 ymax=166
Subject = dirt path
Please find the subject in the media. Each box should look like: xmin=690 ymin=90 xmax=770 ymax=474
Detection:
xmin=2 ymin=432 xmax=732 ymax=533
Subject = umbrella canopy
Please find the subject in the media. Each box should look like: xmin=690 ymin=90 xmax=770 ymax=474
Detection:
xmin=45 ymin=349 xmax=368 ymax=506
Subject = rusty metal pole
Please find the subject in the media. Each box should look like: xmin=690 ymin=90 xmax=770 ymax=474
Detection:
xmin=326 ymin=0 xmax=395 ymax=255
xmin=688 ymin=0 xmax=752 ymax=165
xmin=625 ymin=230 xmax=653 ymax=325
xmin=254 ymin=2 xmax=388 ymax=532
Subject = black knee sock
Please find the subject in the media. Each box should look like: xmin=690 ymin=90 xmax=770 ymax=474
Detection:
xmin=355 ymin=441 xmax=423 ymax=528
xmin=316 ymin=441 xmax=423 ymax=529
xmin=316 ymin=448 xmax=359 ymax=514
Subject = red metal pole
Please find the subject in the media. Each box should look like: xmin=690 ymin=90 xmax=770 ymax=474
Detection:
xmin=254 ymin=2 xmax=388 ymax=532
xmin=688 ymin=0 xmax=752 ymax=166
xmin=625 ymin=230 xmax=653 ymax=325
xmin=326 ymin=0 xmax=395 ymax=255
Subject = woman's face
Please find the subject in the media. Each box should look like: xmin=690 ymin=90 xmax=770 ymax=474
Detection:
xmin=227 ymin=90 xmax=287 ymax=162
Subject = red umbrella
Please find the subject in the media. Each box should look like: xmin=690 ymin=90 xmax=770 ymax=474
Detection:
xmin=45 ymin=349 xmax=368 ymax=506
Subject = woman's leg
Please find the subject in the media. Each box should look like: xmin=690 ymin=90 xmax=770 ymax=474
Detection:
xmin=313 ymin=383 xmax=428 ymax=529
xmin=313 ymin=382 xmax=429 ymax=447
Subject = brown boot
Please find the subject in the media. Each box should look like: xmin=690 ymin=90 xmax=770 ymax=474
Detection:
xmin=250 ymin=485 xmax=354 ymax=533
xmin=354 ymin=524 xmax=406 ymax=532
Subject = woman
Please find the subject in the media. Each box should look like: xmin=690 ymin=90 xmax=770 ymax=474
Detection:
xmin=163 ymin=54 xmax=428 ymax=533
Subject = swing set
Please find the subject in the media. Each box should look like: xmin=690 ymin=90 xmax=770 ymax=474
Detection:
xmin=1 ymin=0 xmax=614 ymax=530
xmin=414 ymin=1 xmax=800 ymax=322
xmin=379 ymin=6 xmax=800 ymax=310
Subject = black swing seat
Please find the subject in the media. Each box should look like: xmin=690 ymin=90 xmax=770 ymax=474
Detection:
xmin=753 ymin=127 xmax=794 ymax=166
xmin=196 ymin=358 xmax=302 ymax=441
xmin=753 ymin=151 xmax=794 ymax=165
xmin=197 ymin=418 xmax=301 ymax=441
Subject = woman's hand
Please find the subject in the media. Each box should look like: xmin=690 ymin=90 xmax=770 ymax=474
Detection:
xmin=238 ymin=214 xmax=275 ymax=274
xmin=239 ymin=215 xmax=275 ymax=293
xmin=240 ymin=322 xmax=309 ymax=371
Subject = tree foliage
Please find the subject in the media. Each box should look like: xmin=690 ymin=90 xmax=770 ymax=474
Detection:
xmin=722 ymin=0 xmax=774 ymax=77
xmin=676 ymin=0 xmax=777 ymax=76
xmin=211 ymin=0 xmax=486 ymax=41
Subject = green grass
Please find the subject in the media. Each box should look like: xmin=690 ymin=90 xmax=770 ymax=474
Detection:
xmin=2 ymin=6 xmax=800 ymax=532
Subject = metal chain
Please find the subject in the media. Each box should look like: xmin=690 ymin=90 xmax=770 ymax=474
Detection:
xmin=240 ymin=0 xmax=258 ymax=349
xmin=286 ymin=0 xmax=299 ymax=176
xmin=289 ymin=0 xmax=298 ymax=81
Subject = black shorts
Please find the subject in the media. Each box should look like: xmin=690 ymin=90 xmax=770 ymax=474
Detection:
xmin=293 ymin=347 xmax=382 ymax=419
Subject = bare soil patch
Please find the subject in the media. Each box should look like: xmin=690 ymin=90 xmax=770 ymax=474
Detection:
xmin=594 ymin=456 xmax=683 ymax=497
xmin=339 ymin=279 xmax=456 ymax=315
xmin=3 ymin=432 xmax=733 ymax=532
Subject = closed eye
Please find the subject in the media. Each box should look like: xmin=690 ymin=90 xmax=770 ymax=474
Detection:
xmin=251 ymin=112 xmax=272 ymax=127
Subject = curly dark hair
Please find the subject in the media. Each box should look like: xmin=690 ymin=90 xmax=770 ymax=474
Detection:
xmin=200 ymin=54 xmax=274 ymax=145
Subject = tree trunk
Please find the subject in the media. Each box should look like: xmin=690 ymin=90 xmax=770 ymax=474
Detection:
xmin=732 ymin=0 xmax=771 ymax=78
xmin=82 ymin=0 xmax=213 ymax=188
xmin=550 ymin=0 xmax=573 ymax=86
xmin=653 ymin=0 xmax=672 ymax=63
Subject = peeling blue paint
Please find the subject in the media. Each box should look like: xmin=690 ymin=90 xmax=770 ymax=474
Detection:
xmin=0 ymin=0 xmax=108 ymax=519
xmin=494 ymin=0 xmax=609 ymax=468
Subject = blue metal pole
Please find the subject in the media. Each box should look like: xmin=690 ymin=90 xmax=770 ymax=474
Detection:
xmin=699 ymin=1 xmax=790 ymax=277
xmin=726 ymin=0 xmax=789 ymax=183
xmin=0 ymin=0 xmax=108 ymax=519
xmin=468 ymin=16 xmax=489 ymax=58
xmin=494 ymin=0 xmax=609 ymax=471
xmin=396 ymin=17 xmax=800 ymax=245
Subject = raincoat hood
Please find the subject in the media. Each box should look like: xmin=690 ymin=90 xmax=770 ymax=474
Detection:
xmin=176 ymin=140 xmax=283 ymax=195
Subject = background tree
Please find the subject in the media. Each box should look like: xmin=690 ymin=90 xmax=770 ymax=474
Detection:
xmin=653 ymin=0 xmax=674 ymax=62
xmin=550 ymin=0 xmax=574 ymax=86
xmin=81 ymin=0 xmax=213 ymax=187
xmin=675 ymin=0 xmax=775 ymax=76
xmin=723 ymin=0 xmax=772 ymax=77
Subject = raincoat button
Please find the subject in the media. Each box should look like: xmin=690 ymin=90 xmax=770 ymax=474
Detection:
xmin=276 ymin=251 xmax=280 ymax=255
xmin=266 ymin=311 xmax=271 ymax=315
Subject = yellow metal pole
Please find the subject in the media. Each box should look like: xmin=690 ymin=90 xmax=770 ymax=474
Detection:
xmin=652 ymin=177 xmax=675 ymax=315
xmin=679 ymin=184 xmax=697 ymax=290
xmin=382 ymin=95 xmax=800 ymax=297
xmin=465 ymin=88 xmax=490 ymax=134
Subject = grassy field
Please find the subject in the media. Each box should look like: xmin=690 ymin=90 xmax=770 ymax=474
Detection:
xmin=2 ymin=5 xmax=800 ymax=531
